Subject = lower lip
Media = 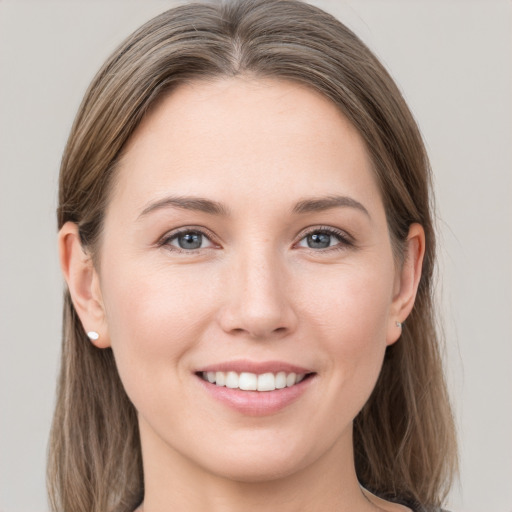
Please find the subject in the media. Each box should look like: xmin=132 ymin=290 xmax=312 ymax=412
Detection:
xmin=196 ymin=374 xmax=315 ymax=416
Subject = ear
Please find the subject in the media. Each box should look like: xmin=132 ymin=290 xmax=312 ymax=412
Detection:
xmin=386 ymin=223 xmax=425 ymax=346
xmin=58 ymin=222 xmax=111 ymax=348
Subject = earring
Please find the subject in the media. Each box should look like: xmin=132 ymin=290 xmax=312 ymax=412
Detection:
xmin=87 ymin=331 xmax=99 ymax=341
xmin=395 ymin=321 xmax=403 ymax=329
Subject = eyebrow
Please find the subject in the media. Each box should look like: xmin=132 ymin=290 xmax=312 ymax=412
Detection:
xmin=138 ymin=196 xmax=230 ymax=219
xmin=137 ymin=194 xmax=369 ymax=220
xmin=292 ymin=195 xmax=370 ymax=217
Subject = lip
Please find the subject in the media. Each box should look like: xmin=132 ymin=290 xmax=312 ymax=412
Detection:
xmin=194 ymin=360 xmax=316 ymax=416
xmin=196 ymin=359 xmax=312 ymax=375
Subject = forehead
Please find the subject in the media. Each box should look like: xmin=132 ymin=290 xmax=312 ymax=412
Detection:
xmin=110 ymin=77 xmax=384 ymax=222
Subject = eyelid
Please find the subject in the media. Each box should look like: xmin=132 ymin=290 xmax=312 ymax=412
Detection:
xmin=294 ymin=225 xmax=355 ymax=250
xmin=156 ymin=224 xmax=355 ymax=253
xmin=157 ymin=226 xmax=220 ymax=252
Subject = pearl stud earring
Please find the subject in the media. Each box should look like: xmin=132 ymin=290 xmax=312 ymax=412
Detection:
xmin=87 ymin=331 xmax=99 ymax=340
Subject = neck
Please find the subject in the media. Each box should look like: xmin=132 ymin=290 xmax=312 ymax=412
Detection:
xmin=137 ymin=419 xmax=383 ymax=512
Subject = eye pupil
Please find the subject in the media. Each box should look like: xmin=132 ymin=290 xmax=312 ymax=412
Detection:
xmin=178 ymin=232 xmax=202 ymax=249
xmin=307 ymin=232 xmax=331 ymax=249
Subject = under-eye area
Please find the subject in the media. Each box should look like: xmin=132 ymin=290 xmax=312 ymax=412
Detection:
xmin=196 ymin=371 xmax=316 ymax=391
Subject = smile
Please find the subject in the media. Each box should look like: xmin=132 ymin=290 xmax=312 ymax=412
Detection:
xmin=199 ymin=371 xmax=307 ymax=391
xmin=195 ymin=361 xmax=316 ymax=415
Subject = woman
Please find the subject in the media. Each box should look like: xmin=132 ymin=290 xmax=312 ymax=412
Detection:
xmin=48 ymin=1 xmax=457 ymax=511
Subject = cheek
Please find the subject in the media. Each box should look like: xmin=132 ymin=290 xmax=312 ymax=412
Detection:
xmin=303 ymin=260 xmax=394 ymax=397
xmin=305 ymin=259 xmax=394 ymax=340
xmin=99 ymin=258 xmax=218 ymax=394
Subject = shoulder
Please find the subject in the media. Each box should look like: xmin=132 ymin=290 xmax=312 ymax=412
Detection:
xmin=360 ymin=487 xmax=414 ymax=511
xmin=360 ymin=487 xmax=449 ymax=512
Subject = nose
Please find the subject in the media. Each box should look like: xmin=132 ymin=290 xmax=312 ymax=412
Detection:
xmin=217 ymin=248 xmax=298 ymax=340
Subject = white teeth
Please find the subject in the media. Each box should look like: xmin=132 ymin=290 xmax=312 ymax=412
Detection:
xmin=225 ymin=371 xmax=239 ymax=389
xmin=201 ymin=370 xmax=308 ymax=391
xmin=215 ymin=371 xmax=226 ymax=387
xmin=257 ymin=372 xmax=275 ymax=391
xmin=275 ymin=371 xmax=287 ymax=389
xmin=239 ymin=372 xmax=258 ymax=390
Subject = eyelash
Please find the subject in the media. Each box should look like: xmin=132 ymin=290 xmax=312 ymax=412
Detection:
xmin=296 ymin=226 xmax=354 ymax=252
xmin=157 ymin=225 xmax=354 ymax=254
xmin=157 ymin=227 xmax=219 ymax=255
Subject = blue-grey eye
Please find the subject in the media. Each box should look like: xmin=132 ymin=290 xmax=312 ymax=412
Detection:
xmin=162 ymin=228 xmax=217 ymax=252
xmin=297 ymin=229 xmax=349 ymax=250
xmin=306 ymin=232 xmax=332 ymax=249
xmin=166 ymin=231 xmax=213 ymax=250
xmin=176 ymin=232 xmax=203 ymax=249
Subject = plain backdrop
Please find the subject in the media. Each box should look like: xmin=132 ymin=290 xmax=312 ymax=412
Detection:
xmin=0 ymin=1 xmax=511 ymax=511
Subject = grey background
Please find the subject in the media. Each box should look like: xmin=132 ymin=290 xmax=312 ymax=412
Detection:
xmin=0 ymin=1 xmax=511 ymax=511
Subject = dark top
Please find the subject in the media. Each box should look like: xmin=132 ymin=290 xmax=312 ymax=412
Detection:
xmin=401 ymin=499 xmax=448 ymax=512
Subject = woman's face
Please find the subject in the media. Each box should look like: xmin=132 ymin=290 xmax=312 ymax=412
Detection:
xmin=94 ymin=78 xmax=408 ymax=481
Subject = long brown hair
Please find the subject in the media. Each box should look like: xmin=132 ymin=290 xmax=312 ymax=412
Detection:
xmin=48 ymin=1 xmax=457 ymax=511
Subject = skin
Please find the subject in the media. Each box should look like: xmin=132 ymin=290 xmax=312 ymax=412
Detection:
xmin=60 ymin=77 xmax=424 ymax=512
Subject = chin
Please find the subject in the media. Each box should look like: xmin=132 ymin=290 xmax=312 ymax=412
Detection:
xmin=205 ymin=456 xmax=307 ymax=483
xmin=191 ymin=435 xmax=320 ymax=484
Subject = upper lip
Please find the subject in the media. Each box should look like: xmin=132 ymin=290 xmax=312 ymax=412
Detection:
xmin=196 ymin=360 xmax=313 ymax=375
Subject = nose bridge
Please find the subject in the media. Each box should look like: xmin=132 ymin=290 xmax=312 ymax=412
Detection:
xmin=219 ymin=241 xmax=297 ymax=338
xmin=242 ymin=245 xmax=281 ymax=306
